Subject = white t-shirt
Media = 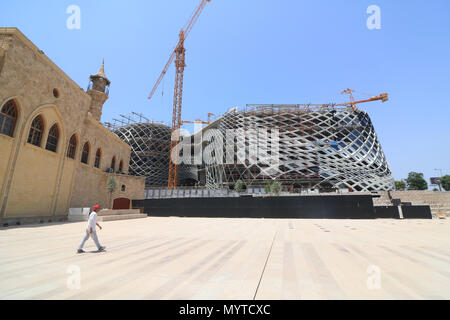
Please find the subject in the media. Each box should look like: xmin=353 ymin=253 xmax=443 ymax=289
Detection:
xmin=86 ymin=211 xmax=98 ymax=231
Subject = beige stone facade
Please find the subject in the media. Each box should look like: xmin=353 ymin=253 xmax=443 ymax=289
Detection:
xmin=0 ymin=28 xmax=145 ymax=225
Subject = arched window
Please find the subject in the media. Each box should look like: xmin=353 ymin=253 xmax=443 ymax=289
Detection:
xmin=27 ymin=115 xmax=44 ymax=147
xmin=45 ymin=123 xmax=59 ymax=152
xmin=67 ymin=134 xmax=77 ymax=159
xmin=94 ymin=148 xmax=102 ymax=168
xmin=81 ymin=142 xmax=90 ymax=164
xmin=110 ymin=156 xmax=116 ymax=172
xmin=0 ymin=100 xmax=18 ymax=137
xmin=119 ymin=160 xmax=123 ymax=173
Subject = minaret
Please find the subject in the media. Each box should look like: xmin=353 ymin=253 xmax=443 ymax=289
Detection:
xmin=86 ymin=60 xmax=110 ymax=121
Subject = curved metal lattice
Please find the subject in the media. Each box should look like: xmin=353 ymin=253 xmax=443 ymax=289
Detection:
xmin=113 ymin=122 xmax=197 ymax=187
xmin=204 ymin=105 xmax=394 ymax=191
xmin=114 ymin=123 xmax=171 ymax=187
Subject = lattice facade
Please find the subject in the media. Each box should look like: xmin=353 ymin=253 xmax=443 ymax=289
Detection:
xmin=114 ymin=123 xmax=172 ymax=187
xmin=114 ymin=122 xmax=197 ymax=187
xmin=204 ymin=105 xmax=394 ymax=191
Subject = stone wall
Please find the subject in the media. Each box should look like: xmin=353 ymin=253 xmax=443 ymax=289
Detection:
xmin=70 ymin=168 xmax=145 ymax=209
xmin=0 ymin=28 xmax=145 ymax=224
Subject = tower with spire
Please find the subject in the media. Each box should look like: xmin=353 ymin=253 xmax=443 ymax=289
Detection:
xmin=86 ymin=60 xmax=110 ymax=121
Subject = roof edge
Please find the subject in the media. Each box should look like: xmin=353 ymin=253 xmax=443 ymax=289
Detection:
xmin=0 ymin=27 xmax=88 ymax=96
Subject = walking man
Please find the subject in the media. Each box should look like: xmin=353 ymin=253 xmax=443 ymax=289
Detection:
xmin=77 ymin=205 xmax=106 ymax=253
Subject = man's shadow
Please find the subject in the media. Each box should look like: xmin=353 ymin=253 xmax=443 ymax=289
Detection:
xmin=86 ymin=249 xmax=107 ymax=254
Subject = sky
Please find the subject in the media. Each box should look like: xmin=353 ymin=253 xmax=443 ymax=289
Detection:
xmin=1 ymin=0 xmax=449 ymax=186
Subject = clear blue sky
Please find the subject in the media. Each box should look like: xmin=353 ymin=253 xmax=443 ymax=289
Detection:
xmin=2 ymin=0 xmax=449 ymax=185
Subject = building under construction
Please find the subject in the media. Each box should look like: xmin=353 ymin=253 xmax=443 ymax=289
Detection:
xmin=109 ymin=104 xmax=395 ymax=192
xmin=202 ymin=104 xmax=394 ymax=192
xmin=136 ymin=1 xmax=393 ymax=192
xmin=109 ymin=113 xmax=197 ymax=187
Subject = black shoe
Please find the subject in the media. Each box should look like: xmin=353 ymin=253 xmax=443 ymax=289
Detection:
xmin=77 ymin=249 xmax=85 ymax=254
xmin=98 ymin=246 xmax=106 ymax=252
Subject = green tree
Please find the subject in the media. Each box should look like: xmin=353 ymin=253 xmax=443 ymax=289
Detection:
xmin=106 ymin=176 xmax=118 ymax=208
xmin=441 ymin=175 xmax=450 ymax=191
xmin=405 ymin=172 xmax=428 ymax=190
xmin=395 ymin=180 xmax=406 ymax=190
xmin=264 ymin=180 xmax=272 ymax=194
xmin=234 ymin=179 xmax=245 ymax=193
xmin=270 ymin=180 xmax=281 ymax=196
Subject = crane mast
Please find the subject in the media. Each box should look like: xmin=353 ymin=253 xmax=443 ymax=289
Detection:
xmin=168 ymin=30 xmax=186 ymax=189
xmin=148 ymin=0 xmax=211 ymax=189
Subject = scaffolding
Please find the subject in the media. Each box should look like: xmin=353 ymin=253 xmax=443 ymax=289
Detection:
xmin=105 ymin=113 xmax=171 ymax=187
xmin=107 ymin=113 xmax=197 ymax=187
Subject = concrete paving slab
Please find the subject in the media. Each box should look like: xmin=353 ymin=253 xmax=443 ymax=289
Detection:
xmin=0 ymin=217 xmax=449 ymax=300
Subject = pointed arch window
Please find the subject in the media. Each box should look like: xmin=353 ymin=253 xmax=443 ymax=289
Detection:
xmin=94 ymin=148 xmax=102 ymax=168
xmin=45 ymin=124 xmax=60 ymax=152
xmin=81 ymin=142 xmax=90 ymax=164
xmin=0 ymin=100 xmax=18 ymax=137
xmin=67 ymin=134 xmax=77 ymax=159
xmin=118 ymin=160 xmax=124 ymax=173
xmin=110 ymin=156 xmax=116 ymax=172
xmin=27 ymin=115 xmax=44 ymax=147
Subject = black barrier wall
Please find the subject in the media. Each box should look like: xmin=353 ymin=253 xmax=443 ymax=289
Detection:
xmin=373 ymin=206 xmax=400 ymax=219
xmin=372 ymin=205 xmax=432 ymax=219
xmin=402 ymin=206 xmax=432 ymax=219
xmin=133 ymin=196 xmax=433 ymax=219
xmin=133 ymin=195 xmax=376 ymax=219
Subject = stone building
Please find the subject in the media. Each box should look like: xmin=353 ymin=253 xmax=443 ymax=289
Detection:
xmin=0 ymin=27 xmax=145 ymax=225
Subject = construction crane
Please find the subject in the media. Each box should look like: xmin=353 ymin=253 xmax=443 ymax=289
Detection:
xmin=341 ymin=88 xmax=356 ymax=106
xmin=181 ymin=119 xmax=209 ymax=125
xmin=148 ymin=0 xmax=211 ymax=189
xmin=340 ymin=88 xmax=388 ymax=110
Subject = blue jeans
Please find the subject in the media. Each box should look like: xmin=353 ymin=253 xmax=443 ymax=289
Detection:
xmin=78 ymin=229 xmax=102 ymax=250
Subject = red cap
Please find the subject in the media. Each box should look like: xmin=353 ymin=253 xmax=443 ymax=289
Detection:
xmin=93 ymin=205 xmax=101 ymax=211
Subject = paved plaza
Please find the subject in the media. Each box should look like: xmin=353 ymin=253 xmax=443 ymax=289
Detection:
xmin=0 ymin=217 xmax=449 ymax=300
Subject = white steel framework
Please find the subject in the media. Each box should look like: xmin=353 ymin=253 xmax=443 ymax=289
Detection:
xmin=204 ymin=105 xmax=395 ymax=191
